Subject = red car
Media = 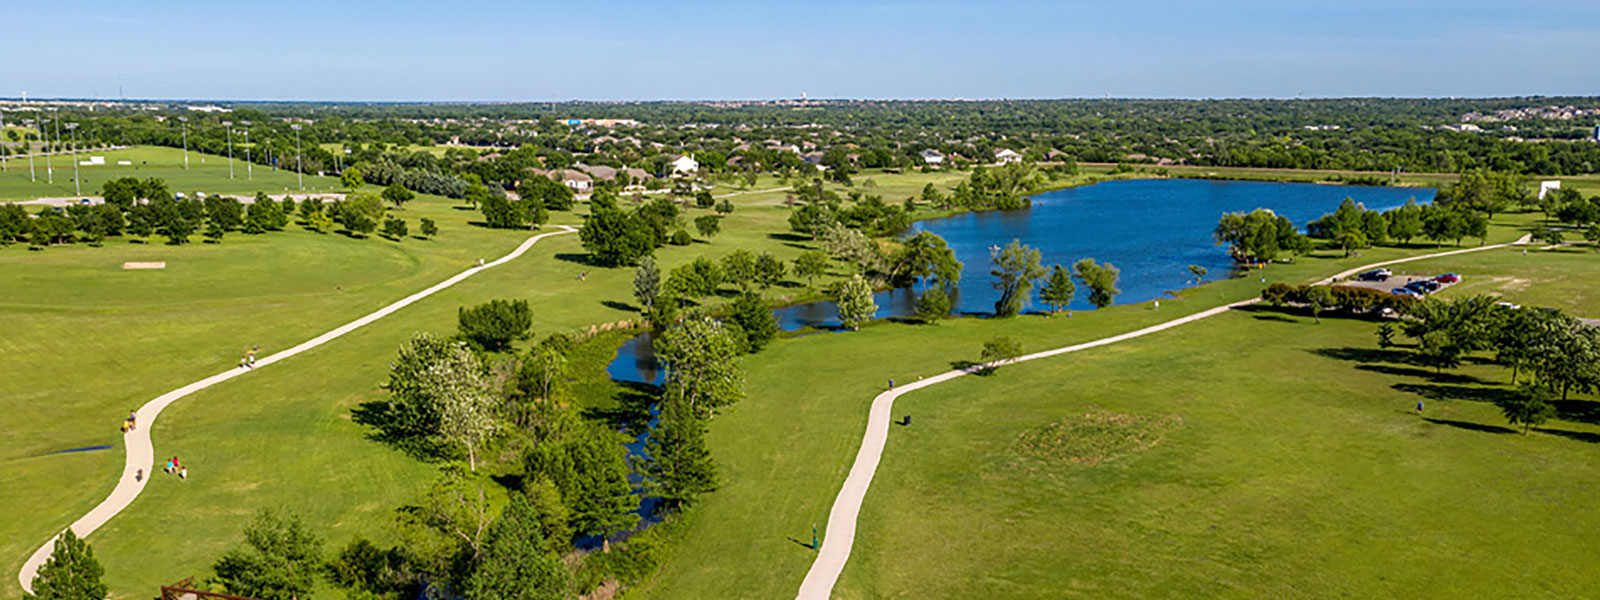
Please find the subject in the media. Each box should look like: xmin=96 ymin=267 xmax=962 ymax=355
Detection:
xmin=1433 ymin=273 xmax=1461 ymax=284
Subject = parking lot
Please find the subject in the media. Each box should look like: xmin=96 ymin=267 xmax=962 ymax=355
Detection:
xmin=1335 ymin=271 xmax=1460 ymax=295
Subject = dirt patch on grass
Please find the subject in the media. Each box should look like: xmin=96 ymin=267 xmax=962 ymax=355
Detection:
xmin=1013 ymin=411 xmax=1181 ymax=467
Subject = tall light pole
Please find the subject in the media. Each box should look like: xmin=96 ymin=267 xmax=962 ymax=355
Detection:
xmin=23 ymin=119 xmax=36 ymax=182
xmin=66 ymin=123 xmax=80 ymax=196
xmin=292 ymin=123 xmax=303 ymax=191
xmin=1 ymin=109 xmax=7 ymax=173
xmin=223 ymin=120 xmax=234 ymax=179
xmin=42 ymin=116 xmax=53 ymax=184
xmin=241 ymin=121 xmax=252 ymax=181
xmin=179 ymin=116 xmax=189 ymax=169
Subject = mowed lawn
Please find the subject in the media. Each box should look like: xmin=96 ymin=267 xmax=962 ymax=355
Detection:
xmin=0 ymin=146 xmax=344 ymax=201
xmin=635 ymin=214 xmax=1545 ymax=599
xmin=1422 ymin=243 xmax=1600 ymax=316
xmin=836 ymin=311 xmax=1600 ymax=599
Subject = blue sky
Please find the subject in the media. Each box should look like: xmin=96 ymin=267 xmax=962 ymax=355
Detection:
xmin=10 ymin=0 xmax=1600 ymax=101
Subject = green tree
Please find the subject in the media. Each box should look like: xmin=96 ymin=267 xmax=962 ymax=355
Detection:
xmin=715 ymin=198 xmax=734 ymax=215
xmin=990 ymin=239 xmax=1047 ymax=317
xmin=980 ymin=336 xmax=1023 ymax=373
xmin=721 ymin=248 xmax=759 ymax=290
xmin=210 ymin=509 xmax=322 ymax=600
xmin=419 ymin=217 xmax=438 ymax=239
xmin=693 ymin=214 xmax=721 ymax=239
xmin=465 ymin=495 xmax=569 ymax=600
xmin=1304 ymin=285 xmax=1332 ymax=323
xmin=1038 ymin=265 xmax=1076 ymax=315
xmin=381 ymin=183 xmax=414 ymax=208
xmin=836 ymin=274 xmax=877 ymax=330
xmin=694 ymin=189 xmax=715 ymax=208
xmin=432 ymin=344 xmax=497 ymax=471
xmin=1072 ymin=259 xmax=1121 ymax=309
xmin=1187 ymin=264 xmax=1208 ymax=283
xmin=645 ymin=394 xmax=719 ymax=508
xmin=382 ymin=216 xmax=408 ymax=240
xmin=633 ymin=257 xmax=660 ymax=310
xmin=457 ymin=299 xmax=533 ymax=351
xmin=1499 ymin=382 xmax=1557 ymax=436
xmin=523 ymin=425 xmax=639 ymax=545
xmin=793 ymin=250 xmax=830 ymax=288
xmin=519 ymin=176 xmax=575 ymax=211
xmin=26 ymin=529 xmax=106 ymax=600
xmin=340 ymin=165 xmax=364 ymax=189
xmin=727 ymin=292 xmax=779 ymax=352
xmin=1214 ymin=208 xmax=1309 ymax=263
xmin=755 ymin=252 xmax=788 ymax=290
xmin=1387 ymin=198 xmax=1425 ymax=245
xmin=204 ymin=195 xmax=245 ymax=231
xmin=333 ymin=193 xmax=384 ymax=236
xmin=580 ymin=194 xmax=655 ymax=267
xmin=656 ymin=317 xmax=747 ymax=415
xmin=915 ymin=286 xmax=951 ymax=323
xmin=1585 ymin=224 xmax=1600 ymax=250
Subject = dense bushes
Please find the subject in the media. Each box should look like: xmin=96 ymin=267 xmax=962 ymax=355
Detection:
xmin=1261 ymin=283 xmax=1417 ymax=314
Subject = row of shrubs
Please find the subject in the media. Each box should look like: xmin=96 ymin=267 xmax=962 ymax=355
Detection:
xmin=1260 ymin=282 xmax=1419 ymax=314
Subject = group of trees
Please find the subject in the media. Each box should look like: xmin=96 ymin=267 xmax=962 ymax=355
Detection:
xmin=1 ymin=178 xmax=437 ymax=248
xmin=1214 ymin=208 xmax=1313 ymax=263
xmin=1388 ymin=296 xmax=1600 ymax=433
xmin=580 ymin=193 xmax=718 ymax=266
xmin=988 ymin=239 xmax=1120 ymax=318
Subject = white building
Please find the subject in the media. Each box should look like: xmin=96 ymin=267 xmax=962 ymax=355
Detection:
xmin=919 ymin=149 xmax=945 ymax=165
xmin=993 ymin=148 xmax=1023 ymax=164
xmin=1539 ymin=180 xmax=1561 ymax=200
xmin=668 ymin=154 xmax=699 ymax=176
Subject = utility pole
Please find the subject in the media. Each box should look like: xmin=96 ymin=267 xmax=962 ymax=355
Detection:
xmin=241 ymin=121 xmax=252 ymax=181
xmin=292 ymin=124 xmax=303 ymax=191
xmin=0 ymin=109 xmax=7 ymax=172
xmin=66 ymin=123 xmax=80 ymax=196
xmin=223 ymin=120 xmax=234 ymax=179
xmin=180 ymin=116 xmax=190 ymax=170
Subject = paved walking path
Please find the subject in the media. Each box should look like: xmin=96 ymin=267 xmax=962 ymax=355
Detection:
xmin=17 ymin=226 xmax=576 ymax=593
xmin=795 ymin=235 xmax=1531 ymax=599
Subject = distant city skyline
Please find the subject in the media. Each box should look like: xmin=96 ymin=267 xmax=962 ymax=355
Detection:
xmin=9 ymin=0 xmax=1600 ymax=102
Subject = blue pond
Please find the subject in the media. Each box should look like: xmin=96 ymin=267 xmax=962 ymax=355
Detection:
xmin=609 ymin=178 xmax=1433 ymax=386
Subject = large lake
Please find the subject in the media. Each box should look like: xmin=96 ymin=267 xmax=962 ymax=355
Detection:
xmin=611 ymin=178 xmax=1434 ymax=386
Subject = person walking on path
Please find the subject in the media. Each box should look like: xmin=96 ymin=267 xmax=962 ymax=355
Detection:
xmin=888 ymin=378 xmax=895 ymax=389
xmin=1416 ymin=400 xmax=1424 ymax=415
xmin=128 ymin=410 xmax=137 ymax=430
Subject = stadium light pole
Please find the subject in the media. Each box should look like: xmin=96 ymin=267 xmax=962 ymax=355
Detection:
xmin=22 ymin=119 xmax=36 ymax=182
xmin=223 ymin=120 xmax=234 ymax=179
xmin=66 ymin=123 xmax=80 ymax=196
xmin=0 ymin=109 xmax=7 ymax=173
xmin=179 ymin=116 xmax=189 ymax=170
xmin=241 ymin=121 xmax=252 ymax=181
xmin=292 ymin=124 xmax=303 ymax=191
xmin=42 ymin=115 xmax=53 ymax=184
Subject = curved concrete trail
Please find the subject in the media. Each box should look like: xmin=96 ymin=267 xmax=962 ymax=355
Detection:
xmin=796 ymin=235 xmax=1530 ymax=599
xmin=18 ymin=226 xmax=576 ymax=593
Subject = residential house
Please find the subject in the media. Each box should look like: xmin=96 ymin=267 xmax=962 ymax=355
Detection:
xmin=994 ymin=148 xmax=1023 ymax=164
xmin=919 ymin=149 xmax=945 ymax=165
xmin=668 ymin=154 xmax=699 ymax=176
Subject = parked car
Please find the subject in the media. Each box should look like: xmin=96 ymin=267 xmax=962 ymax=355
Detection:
xmin=1433 ymin=273 xmax=1461 ymax=284
xmin=1409 ymin=280 xmax=1442 ymax=293
xmin=1495 ymin=301 xmax=1522 ymax=310
xmin=1391 ymin=287 xmax=1422 ymax=297
xmin=1357 ymin=268 xmax=1392 ymax=281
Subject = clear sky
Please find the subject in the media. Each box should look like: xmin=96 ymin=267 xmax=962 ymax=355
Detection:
xmin=9 ymin=0 xmax=1600 ymax=101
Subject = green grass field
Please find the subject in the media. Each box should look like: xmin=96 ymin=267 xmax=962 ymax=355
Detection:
xmin=0 ymin=146 xmax=344 ymax=201
xmin=834 ymin=310 xmax=1600 ymax=598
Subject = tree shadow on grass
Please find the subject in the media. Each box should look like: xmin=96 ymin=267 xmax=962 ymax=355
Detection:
xmin=1393 ymin=382 xmax=1519 ymax=405
xmin=1309 ymin=347 xmax=1417 ymax=365
xmin=555 ymin=252 xmax=595 ymax=266
xmin=1359 ymin=364 xmax=1491 ymax=385
xmin=1535 ymin=427 xmax=1600 ymax=444
xmin=1553 ymin=399 xmax=1600 ymax=426
xmin=350 ymin=400 xmax=451 ymax=462
xmin=581 ymin=381 xmax=660 ymax=433
xmin=602 ymin=300 xmax=638 ymax=313
xmin=949 ymin=360 xmax=993 ymax=376
xmin=767 ymin=232 xmax=811 ymax=243
xmin=1423 ymin=417 xmax=1517 ymax=435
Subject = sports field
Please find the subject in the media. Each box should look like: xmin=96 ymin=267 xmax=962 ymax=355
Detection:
xmin=0 ymin=146 xmax=343 ymax=201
